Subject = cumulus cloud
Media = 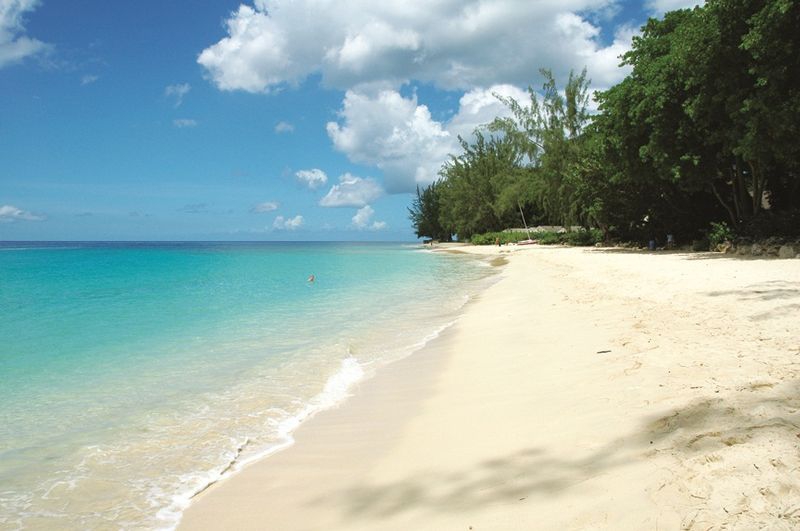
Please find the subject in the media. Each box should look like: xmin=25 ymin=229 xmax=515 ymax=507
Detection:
xmin=448 ymin=84 xmax=530 ymax=140
xmin=351 ymin=205 xmax=387 ymax=230
xmin=646 ymin=0 xmax=704 ymax=15
xmin=327 ymin=84 xmax=529 ymax=193
xmin=272 ymin=214 xmax=303 ymax=230
xmin=0 ymin=0 xmax=49 ymax=68
xmin=294 ymin=168 xmax=328 ymax=190
xmin=198 ymin=0 xmax=630 ymax=93
xmin=199 ymin=1 xmax=638 ymax=195
xmin=165 ymin=83 xmax=191 ymax=107
xmin=319 ymin=173 xmax=383 ymax=207
xmin=326 ymin=90 xmax=451 ymax=193
xmin=351 ymin=205 xmax=373 ymax=227
xmin=251 ymin=200 xmax=279 ymax=213
xmin=173 ymin=118 xmax=198 ymax=128
xmin=0 ymin=204 xmax=44 ymax=222
xmin=274 ymin=121 xmax=294 ymax=133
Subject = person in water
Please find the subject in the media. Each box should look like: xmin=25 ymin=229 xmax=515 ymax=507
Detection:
xmin=307 ymin=274 xmax=315 ymax=283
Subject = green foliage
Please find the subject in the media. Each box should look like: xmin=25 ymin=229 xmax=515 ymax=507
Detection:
xmin=469 ymin=232 xmax=531 ymax=245
xmin=409 ymin=0 xmax=800 ymax=246
xmin=536 ymin=231 xmax=563 ymax=245
xmin=564 ymin=229 xmax=603 ymax=246
xmin=437 ymin=133 xmax=528 ymax=240
xmin=602 ymin=0 xmax=800 ymax=228
xmin=408 ymin=182 xmax=452 ymax=241
xmin=489 ymin=69 xmax=593 ymax=228
xmin=470 ymin=229 xmax=602 ymax=246
xmin=738 ymin=209 xmax=800 ymax=239
xmin=708 ymin=221 xmax=735 ymax=248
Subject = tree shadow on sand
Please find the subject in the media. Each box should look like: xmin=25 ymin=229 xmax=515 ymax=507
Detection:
xmin=312 ymin=380 xmax=800 ymax=524
xmin=589 ymin=247 xmax=788 ymax=261
xmin=704 ymin=280 xmax=800 ymax=320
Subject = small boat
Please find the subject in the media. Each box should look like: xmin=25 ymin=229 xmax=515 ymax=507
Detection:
xmin=515 ymin=203 xmax=536 ymax=245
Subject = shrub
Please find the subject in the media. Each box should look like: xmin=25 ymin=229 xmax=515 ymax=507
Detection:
xmin=692 ymin=238 xmax=710 ymax=252
xmin=708 ymin=221 xmax=735 ymax=248
xmin=470 ymin=231 xmax=532 ymax=245
xmin=565 ymin=229 xmax=603 ymax=246
xmin=535 ymin=231 xmax=562 ymax=244
xmin=471 ymin=228 xmax=603 ymax=246
xmin=738 ymin=209 xmax=800 ymax=239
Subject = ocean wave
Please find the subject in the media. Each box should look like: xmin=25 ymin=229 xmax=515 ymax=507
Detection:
xmin=162 ymin=357 xmax=365 ymax=530
xmin=167 ymin=316 xmax=466 ymax=529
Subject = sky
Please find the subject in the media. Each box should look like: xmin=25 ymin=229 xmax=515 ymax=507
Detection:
xmin=0 ymin=0 xmax=700 ymax=241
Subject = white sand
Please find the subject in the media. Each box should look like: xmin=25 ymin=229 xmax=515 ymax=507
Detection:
xmin=180 ymin=246 xmax=800 ymax=530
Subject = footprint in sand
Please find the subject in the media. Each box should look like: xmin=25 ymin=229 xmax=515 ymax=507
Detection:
xmin=624 ymin=360 xmax=643 ymax=375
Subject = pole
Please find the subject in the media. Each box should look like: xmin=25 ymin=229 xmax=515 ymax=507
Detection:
xmin=518 ymin=202 xmax=532 ymax=240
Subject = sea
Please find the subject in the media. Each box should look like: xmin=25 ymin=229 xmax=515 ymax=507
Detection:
xmin=0 ymin=241 xmax=492 ymax=530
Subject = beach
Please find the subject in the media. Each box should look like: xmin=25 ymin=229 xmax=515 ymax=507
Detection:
xmin=180 ymin=245 xmax=800 ymax=530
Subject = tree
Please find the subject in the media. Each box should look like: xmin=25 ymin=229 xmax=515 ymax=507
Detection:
xmin=407 ymin=182 xmax=452 ymax=241
xmin=608 ymin=0 xmax=800 ymax=230
xmin=437 ymin=133 xmax=525 ymax=240
xmin=489 ymin=69 xmax=593 ymax=228
xmin=739 ymin=0 xmax=800 ymax=211
xmin=409 ymin=0 xmax=800 ymax=244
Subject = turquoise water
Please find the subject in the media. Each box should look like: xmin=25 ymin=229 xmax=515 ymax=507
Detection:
xmin=0 ymin=242 xmax=491 ymax=530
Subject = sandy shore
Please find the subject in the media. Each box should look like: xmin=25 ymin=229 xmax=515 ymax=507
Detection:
xmin=180 ymin=245 xmax=800 ymax=530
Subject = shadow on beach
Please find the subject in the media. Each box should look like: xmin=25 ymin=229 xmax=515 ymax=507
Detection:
xmin=315 ymin=380 xmax=800 ymax=526
xmin=704 ymin=280 xmax=800 ymax=320
xmin=588 ymin=246 xmax=792 ymax=262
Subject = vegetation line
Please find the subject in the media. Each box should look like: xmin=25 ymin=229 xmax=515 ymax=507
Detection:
xmin=409 ymin=0 xmax=799 ymax=249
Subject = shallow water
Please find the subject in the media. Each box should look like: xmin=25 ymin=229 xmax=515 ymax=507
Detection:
xmin=0 ymin=242 xmax=491 ymax=530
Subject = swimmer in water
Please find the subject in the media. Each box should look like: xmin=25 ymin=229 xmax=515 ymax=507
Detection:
xmin=307 ymin=274 xmax=315 ymax=283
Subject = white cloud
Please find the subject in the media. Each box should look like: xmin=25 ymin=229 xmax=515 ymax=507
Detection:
xmin=80 ymin=74 xmax=99 ymax=86
xmin=351 ymin=205 xmax=387 ymax=230
xmin=327 ymin=90 xmax=452 ymax=193
xmin=198 ymin=0 xmax=630 ymax=94
xmin=272 ymin=214 xmax=304 ymax=230
xmin=199 ymin=1 xmax=639 ymax=196
xmin=326 ymin=84 xmax=530 ymax=193
xmin=251 ymin=200 xmax=279 ymax=213
xmin=0 ymin=204 xmax=44 ymax=222
xmin=351 ymin=205 xmax=373 ymax=227
xmin=319 ymin=173 xmax=383 ymax=207
xmin=274 ymin=121 xmax=294 ymax=133
xmin=294 ymin=168 xmax=328 ymax=190
xmin=448 ymin=84 xmax=530 ymax=140
xmin=0 ymin=0 xmax=48 ymax=68
xmin=646 ymin=0 xmax=704 ymax=15
xmin=165 ymin=83 xmax=191 ymax=107
xmin=173 ymin=118 xmax=198 ymax=128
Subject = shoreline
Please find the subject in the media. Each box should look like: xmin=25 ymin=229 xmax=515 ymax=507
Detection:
xmin=161 ymin=249 xmax=497 ymax=527
xmin=180 ymin=245 xmax=800 ymax=530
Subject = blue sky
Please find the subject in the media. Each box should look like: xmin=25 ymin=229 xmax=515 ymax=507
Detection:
xmin=0 ymin=0 xmax=698 ymax=241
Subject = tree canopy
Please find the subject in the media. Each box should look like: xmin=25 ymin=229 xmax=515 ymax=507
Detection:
xmin=410 ymin=0 xmax=800 ymax=243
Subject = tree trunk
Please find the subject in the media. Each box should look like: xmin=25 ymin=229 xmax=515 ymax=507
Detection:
xmin=748 ymin=160 xmax=764 ymax=216
xmin=739 ymin=161 xmax=751 ymax=217
xmin=729 ymin=165 xmax=742 ymax=221
xmin=712 ymin=180 xmax=738 ymax=227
